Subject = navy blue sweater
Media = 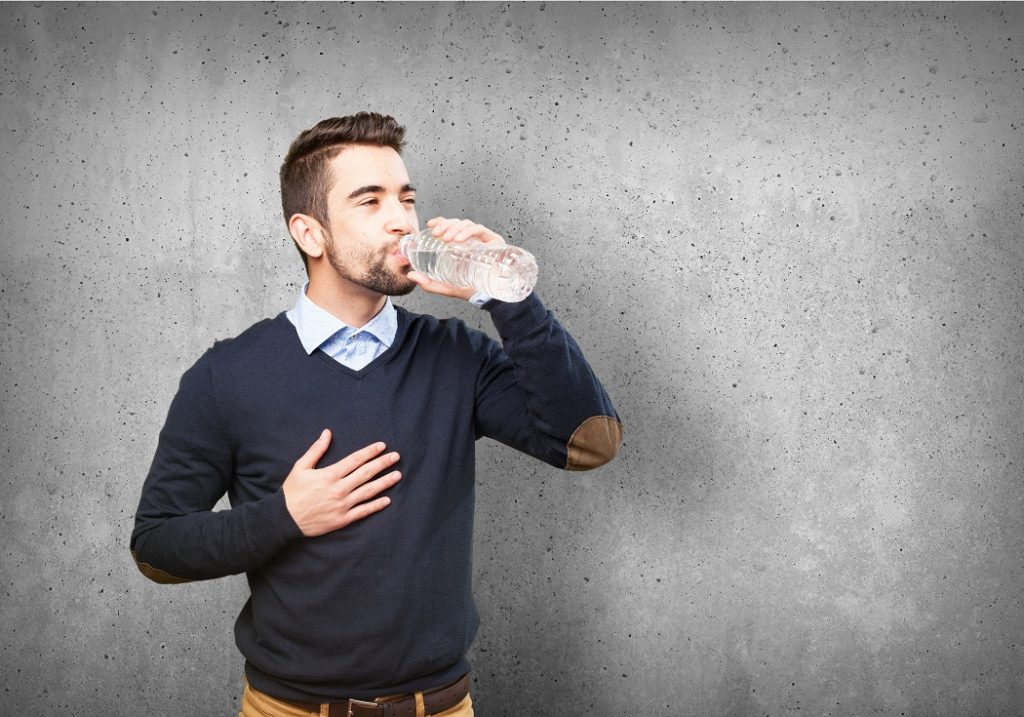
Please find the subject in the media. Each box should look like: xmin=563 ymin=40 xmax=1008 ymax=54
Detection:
xmin=130 ymin=293 xmax=621 ymax=701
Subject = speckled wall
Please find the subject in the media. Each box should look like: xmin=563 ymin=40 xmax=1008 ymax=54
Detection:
xmin=1 ymin=2 xmax=1021 ymax=715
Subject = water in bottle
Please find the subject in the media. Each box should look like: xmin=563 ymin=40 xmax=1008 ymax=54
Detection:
xmin=399 ymin=229 xmax=538 ymax=302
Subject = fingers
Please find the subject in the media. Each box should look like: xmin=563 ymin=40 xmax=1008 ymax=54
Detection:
xmin=426 ymin=217 xmax=504 ymax=245
xmin=326 ymin=440 xmax=389 ymax=478
xmin=341 ymin=493 xmax=394 ymax=525
xmin=337 ymin=449 xmax=401 ymax=489
xmin=418 ymin=216 xmax=506 ymax=301
xmin=293 ymin=428 xmax=333 ymax=471
xmin=406 ymin=270 xmax=474 ymax=299
xmin=345 ymin=469 xmax=402 ymax=508
xmin=332 ymin=451 xmax=402 ymax=529
xmin=285 ymin=436 xmax=405 ymax=537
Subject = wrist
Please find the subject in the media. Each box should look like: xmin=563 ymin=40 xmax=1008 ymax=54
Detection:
xmin=468 ymin=290 xmax=493 ymax=307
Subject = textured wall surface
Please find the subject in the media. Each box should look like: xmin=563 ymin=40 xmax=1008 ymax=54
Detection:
xmin=1 ymin=3 xmax=1022 ymax=715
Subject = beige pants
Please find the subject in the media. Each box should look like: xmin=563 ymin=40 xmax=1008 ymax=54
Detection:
xmin=238 ymin=676 xmax=474 ymax=717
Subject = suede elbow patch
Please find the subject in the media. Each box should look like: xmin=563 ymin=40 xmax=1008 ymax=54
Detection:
xmin=565 ymin=415 xmax=623 ymax=470
xmin=131 ymin=550 xmax=194 ymax=585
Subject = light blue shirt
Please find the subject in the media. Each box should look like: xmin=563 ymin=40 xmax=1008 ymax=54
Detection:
xmin=286 ymin=285 xmax=398 ymax=371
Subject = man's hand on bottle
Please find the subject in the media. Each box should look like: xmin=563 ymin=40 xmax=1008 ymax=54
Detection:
xmin=282 ymin=429 xmax=402 ymax=537
xmin=406 ymin=216 xmax=505 ymax=301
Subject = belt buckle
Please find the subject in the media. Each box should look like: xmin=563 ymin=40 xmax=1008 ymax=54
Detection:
xmin=347 ymin=698 xmax=382 ymax=717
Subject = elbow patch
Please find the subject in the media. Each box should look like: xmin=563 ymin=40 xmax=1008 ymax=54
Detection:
xmin=565 ymin=415 xmax=623 ymax=471
xmin=131 ymin=550 xmax=194 ymax=585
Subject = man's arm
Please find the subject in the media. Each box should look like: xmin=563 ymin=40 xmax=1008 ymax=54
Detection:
xmin=130 ymin=353 xmax=401 ymax=584
xmin=406 ymin=217 xmax=622 ymax=470
xmin=474 ymin=292 xmax=623 ymax=470
xmin=129 ymin=354 xmax=300 ymax=583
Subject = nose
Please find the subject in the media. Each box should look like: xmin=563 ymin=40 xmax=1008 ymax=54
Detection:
xmin=385 ymin=197 xmax=415 ymax=237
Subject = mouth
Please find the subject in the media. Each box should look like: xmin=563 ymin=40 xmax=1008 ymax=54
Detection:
xmin=389 ymin=247 xmax=410 ymax=267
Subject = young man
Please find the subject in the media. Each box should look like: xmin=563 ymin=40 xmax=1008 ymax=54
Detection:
xmin=130 ymin=112 xmax=622 ymax=717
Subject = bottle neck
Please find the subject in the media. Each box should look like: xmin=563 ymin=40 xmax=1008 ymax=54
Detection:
xmin=397 ymin=231 xmax=419 ymax=259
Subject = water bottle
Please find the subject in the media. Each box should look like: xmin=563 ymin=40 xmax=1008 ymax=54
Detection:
xmin=399 ymin=228 xmax=538 ymax=302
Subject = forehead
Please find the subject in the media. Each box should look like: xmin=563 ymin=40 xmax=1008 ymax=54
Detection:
xmin=326 ymin=144 xmax=410 ymax=195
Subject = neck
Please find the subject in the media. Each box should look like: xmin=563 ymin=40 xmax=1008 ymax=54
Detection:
xmin=305 ymin=271 xmax=388 ymax=329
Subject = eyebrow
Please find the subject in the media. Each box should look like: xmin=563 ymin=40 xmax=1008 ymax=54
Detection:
xmin=347 ymin=183 xmax=416 ymax=200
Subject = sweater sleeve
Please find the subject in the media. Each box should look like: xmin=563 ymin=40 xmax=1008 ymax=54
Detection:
xmin=474 ymin=293 xmax=623 ymax=471
xmin=129 ymin=350 xmax=303 ymax=584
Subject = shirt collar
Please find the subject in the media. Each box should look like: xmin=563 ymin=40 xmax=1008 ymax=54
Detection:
xmin=286 ymin=283 xmax=398 ymax=355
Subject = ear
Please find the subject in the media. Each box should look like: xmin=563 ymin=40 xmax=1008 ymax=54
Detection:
xmin=288 ymin=214 xmax=329 ymax=259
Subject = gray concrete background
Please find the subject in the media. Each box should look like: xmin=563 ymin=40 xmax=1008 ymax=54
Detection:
xmin=1 ymin=2 xmax=1021 ymax=715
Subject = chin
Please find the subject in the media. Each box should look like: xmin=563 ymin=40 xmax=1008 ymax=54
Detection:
xmin=387 ymin=281 xmax=417 ymax=297
xmin=383 ymin=265 xmax=417 ymax=296
xmin=359 ymin=267 xmax=417 ymax=297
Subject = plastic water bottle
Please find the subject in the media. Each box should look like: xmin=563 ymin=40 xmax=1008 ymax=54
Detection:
xmin=399 ymin=228 xmax=538 ymax=302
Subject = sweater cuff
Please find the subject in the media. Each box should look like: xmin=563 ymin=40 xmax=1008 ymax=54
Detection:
xmin=483 ymin=292 xmax=548 ymax=339
xmin=247 ymin=489 xmax=304 ymax=555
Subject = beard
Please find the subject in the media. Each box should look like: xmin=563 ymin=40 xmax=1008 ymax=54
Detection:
xmin=324 ymin=233 xmax=416 ymax=297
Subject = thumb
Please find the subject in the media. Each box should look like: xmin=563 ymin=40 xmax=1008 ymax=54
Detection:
xmin=407 ymin=271 xmax=475 ymax=301
xmin=295 ymin=428 xmax=331 ymax=470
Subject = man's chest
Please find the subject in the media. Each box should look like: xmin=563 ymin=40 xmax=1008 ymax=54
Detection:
xmin=224 ymin=357 xmax=478 ymax=498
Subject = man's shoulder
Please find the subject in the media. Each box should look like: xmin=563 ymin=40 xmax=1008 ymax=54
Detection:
xmin=172 ymin=314 xmax=294 ymax=400
xmin=195 ymin=313 xmax=292 ymax=366
xmin=398 ymin=306 xmax=493 ymax=351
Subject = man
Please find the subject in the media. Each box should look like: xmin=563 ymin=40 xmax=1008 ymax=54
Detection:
xmin=130 ymin=112 xmax=622 ymax=717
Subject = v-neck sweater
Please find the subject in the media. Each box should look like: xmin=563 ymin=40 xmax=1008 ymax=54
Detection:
xmin=130 ymin=294 xmax=621 ymax=701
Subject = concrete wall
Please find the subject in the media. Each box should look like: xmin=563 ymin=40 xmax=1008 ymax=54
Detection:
xmin=1 ymin=3 xmax=1021 ymax=715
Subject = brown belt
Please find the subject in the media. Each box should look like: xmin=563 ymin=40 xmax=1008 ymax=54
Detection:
xmin=278 ymin=673 xmax=470 ymax=717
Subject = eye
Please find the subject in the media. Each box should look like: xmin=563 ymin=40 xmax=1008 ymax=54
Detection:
xmin=402 ymin=196 xmax=416 ymax=205
xmin=359 ymin=198 xmax=379 ymax=206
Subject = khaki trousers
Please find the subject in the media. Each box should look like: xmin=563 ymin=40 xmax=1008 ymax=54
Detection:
xmin=238 ymin=676 xmax=474 ymax=717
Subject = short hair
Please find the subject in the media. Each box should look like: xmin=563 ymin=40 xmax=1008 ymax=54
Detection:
xmin=279 ymin=112 xmax=406 ymax=270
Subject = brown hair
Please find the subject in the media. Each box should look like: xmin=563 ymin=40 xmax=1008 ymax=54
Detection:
xmin=279 ymin=112 xmax=406 ymax=270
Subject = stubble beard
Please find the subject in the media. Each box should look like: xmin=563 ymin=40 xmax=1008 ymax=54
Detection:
xmin=325 ymin=234 xmax=416 ymax=297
